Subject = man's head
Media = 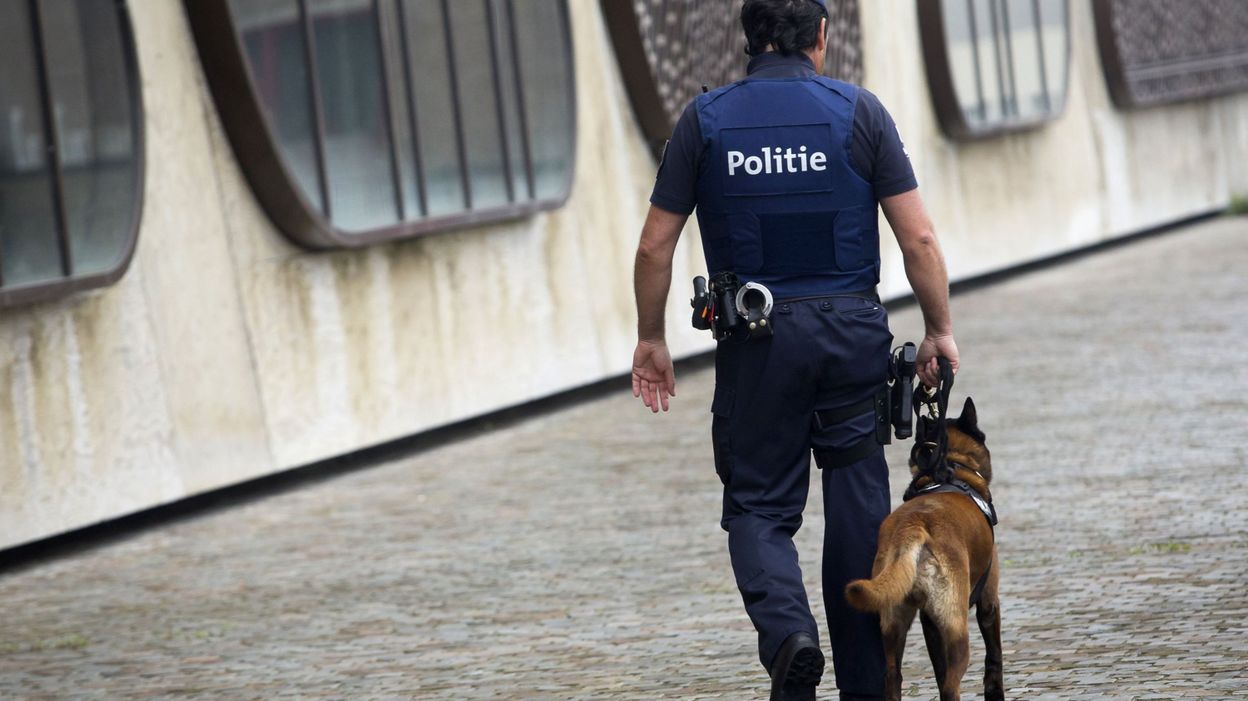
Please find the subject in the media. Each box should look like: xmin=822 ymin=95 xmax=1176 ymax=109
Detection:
xmin=741 ymin=0 xmax=829 ymax=70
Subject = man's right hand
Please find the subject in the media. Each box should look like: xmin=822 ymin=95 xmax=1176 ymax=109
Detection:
xmin=631 ymin=339 xmax=676 ymax=413
xmin=916 ymin=333 xmax=959 ymax=388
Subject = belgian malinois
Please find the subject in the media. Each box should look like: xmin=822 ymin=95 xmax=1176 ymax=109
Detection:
xmin=844 ymin=397 xmax=1002 ymax=701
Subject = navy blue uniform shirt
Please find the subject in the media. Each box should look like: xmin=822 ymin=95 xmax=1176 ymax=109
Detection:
xmin=650 ymin=53 xmax=917 ymax=216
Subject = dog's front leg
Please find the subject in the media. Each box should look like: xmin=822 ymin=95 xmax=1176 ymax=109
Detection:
xmin=976 ymin=584 xmax=1005 ymax=699
xmin=975 ymin=599 xmax=1004 ymax=701
xmin=880 ymin=605 xmax=916 ymax=701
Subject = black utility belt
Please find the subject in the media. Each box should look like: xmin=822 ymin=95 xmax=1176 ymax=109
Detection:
xmin=691 ymin=272 xmax=880 ymax=341
xmin=774 ymin=288 xmax=881 ymax=305
xmin=690 ymin=273 xmax=773 ymax=341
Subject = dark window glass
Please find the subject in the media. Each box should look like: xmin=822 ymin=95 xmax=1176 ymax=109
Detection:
xmin=310 ymin=0 xmax=400 ymax=230
xmin=235 ymin=1 xmax=324 ymax=212
xmin=211 ymin=0 xmax=576 ymax=246
xmin=515 ymin=0 xmax=575 ymax=200
xmin=921 ymin=0 xmax=1070 ymax=140
xmin=44 ymin=0 xmax=139 ymax=276
xmin=490 ymin=1 xmax=529 ymax=200
xmin=399 ymin=0 xmax=465 ymax=218
xmin=0 ymin=0 xmax=142 ymax=304
xmin=0 ymin=1 xmax=62 ymax=288
xmin=1038 ymin=1 xmax=1068 ymax=113
xmin=447 ymin=0 xmax=510 ymax=210
xmin=376 ymin=0 xmax=422 ymax=218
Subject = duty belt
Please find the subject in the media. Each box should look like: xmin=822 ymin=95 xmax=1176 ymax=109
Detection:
xmin=775 ymin=287 xmax=880 ymax=304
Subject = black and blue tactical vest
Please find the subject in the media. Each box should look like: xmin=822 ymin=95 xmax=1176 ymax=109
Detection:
xmin=694 ymin=75 xmax=880 ymax=299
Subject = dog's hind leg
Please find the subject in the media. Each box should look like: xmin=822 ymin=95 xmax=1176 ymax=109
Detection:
xmin=919 ymin=611 xmax=947 ymax=690
xmin=879 ymin=603 xmax=916 ymax=701
xmin=976 ymin=556 xmax=1004 ymax=701
xmin=935 ymin=618 xmax=970 ymax=701
xmin=929 ymin=559 xmax=971 ymax=701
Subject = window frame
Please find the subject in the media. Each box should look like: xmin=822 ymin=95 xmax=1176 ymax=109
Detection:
xmin=918 ymin=0 xmax=1071 ymax=141
xmin=0 ymin=0 xmax=146 ymax=308
xmin=184 ymin=0 xmax=577 ymax=250
xmin=1092 ymin=0 xmax=1248 ymax=110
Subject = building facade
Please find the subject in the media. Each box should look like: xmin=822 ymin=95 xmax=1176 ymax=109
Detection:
xmin=2 ymin=0 xmax=1246 ymax=549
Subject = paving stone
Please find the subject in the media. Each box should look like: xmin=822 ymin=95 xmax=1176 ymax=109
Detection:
xmin=1 ymin=218 xmax=1247 ymax=699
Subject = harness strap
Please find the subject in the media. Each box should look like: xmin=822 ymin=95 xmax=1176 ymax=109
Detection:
xmin=909 ymin=480 xmax=998 ymax=527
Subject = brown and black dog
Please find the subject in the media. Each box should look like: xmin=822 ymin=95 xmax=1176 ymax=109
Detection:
xmin=845 ymin=397 xmax=1002 ymax=701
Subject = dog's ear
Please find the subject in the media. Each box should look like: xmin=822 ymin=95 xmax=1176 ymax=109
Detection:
xmin=956 ymin=397 xmax=986 ymax=444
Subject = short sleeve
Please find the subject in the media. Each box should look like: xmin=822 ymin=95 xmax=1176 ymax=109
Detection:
xmin=850 ymin=89 xmax=918 ymax=199
xmin=649 ymin=102 xmax=703 ymax=216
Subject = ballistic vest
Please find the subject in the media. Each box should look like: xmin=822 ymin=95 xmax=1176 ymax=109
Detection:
xmin=694 ymin=73 xmax=880 ymax=298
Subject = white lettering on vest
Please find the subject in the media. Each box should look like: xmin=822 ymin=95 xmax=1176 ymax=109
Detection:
xmin=727 ymin=146 xmax=829 ymax=176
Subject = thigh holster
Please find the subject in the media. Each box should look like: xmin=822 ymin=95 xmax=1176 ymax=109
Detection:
xmin=810 ymin=389 xmax=889 ymax=470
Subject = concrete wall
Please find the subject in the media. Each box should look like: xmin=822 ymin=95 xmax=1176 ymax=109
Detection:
xmin=866 ymin=0 xmax=1248 ymax=296
xmin=2 ymin=1 xmax=1245 ymax=549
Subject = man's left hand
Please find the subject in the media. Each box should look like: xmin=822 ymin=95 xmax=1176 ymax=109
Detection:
xmin=631 ymin=340 xmax=676 ymax=413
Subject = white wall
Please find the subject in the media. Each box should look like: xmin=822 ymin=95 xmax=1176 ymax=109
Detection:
xmin=2 ymin=1 xmax=1244 ymax=549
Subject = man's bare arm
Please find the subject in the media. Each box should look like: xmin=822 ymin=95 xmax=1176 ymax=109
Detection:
xmin=635 ymin=206 xmax=688 ymax=341
xmin=631 ymin=205 xmax=689 ymax=412
xmin=880 ymin=189 xmax=959 ymax=386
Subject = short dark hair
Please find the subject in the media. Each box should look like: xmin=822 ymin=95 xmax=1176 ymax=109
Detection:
xmin=741 ymin=0 xmax=828 ymax=57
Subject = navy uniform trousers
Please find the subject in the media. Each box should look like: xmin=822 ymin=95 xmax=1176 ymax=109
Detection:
xmin=711 ymin=293 xmax=892 ymax=697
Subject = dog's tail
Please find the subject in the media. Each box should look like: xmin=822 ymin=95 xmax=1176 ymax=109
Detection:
xmin=844 ymin=529 xmax=927 ymax=612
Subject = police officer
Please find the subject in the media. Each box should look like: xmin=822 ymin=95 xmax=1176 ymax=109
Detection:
xmin=630 ymin=1 xmax=959 ymax=699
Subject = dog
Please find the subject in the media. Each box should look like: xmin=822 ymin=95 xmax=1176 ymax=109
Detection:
xmin=844 ymin=397 xmax=1002 ymax=701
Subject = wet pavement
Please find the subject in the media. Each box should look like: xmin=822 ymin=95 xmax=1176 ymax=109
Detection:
xmin=2 ymin=216 xmax=1247 ymax=700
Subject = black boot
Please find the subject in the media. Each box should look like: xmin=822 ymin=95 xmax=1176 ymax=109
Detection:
xmin=769 ymin=632 xmax=823 ymax=701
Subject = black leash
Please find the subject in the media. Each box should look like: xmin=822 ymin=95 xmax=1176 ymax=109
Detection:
xmin=903 ymin=357 xmax=956 ymax=500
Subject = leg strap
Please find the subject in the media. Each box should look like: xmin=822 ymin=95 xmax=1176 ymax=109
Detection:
xmin=813 ymin=397 xmax=875 ymax=430
xmin=812 ymin=395 xmax=887 ymax=470
xmin=813 ymin=436 xmax=881 ymax=471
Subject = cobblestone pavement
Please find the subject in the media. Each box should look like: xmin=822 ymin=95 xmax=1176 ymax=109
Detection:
xmin=2 ymin=217 xmax=1247 ymax=700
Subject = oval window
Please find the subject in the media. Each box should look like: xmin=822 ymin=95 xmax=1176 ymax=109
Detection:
xmin=919 ymin=0 xmax=1071 ymax=140
xmin=187 ymin=0 xmax=577 ymax=248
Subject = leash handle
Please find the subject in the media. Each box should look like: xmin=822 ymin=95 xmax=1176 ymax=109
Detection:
xmin=915 ymin=356 xmax=954 ymax=421
xmin=932 ymin=356 xmax=954 ymax=420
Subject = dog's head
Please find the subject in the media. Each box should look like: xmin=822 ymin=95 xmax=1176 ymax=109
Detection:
xmin=946 ymin=396 xmax=991 ymax=484
xmin=909 ymin=397 xmax=992 ymax=484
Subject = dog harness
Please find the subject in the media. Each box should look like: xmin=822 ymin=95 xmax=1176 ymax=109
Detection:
xmin=908 ymin=470 xmax=998 ymax=527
